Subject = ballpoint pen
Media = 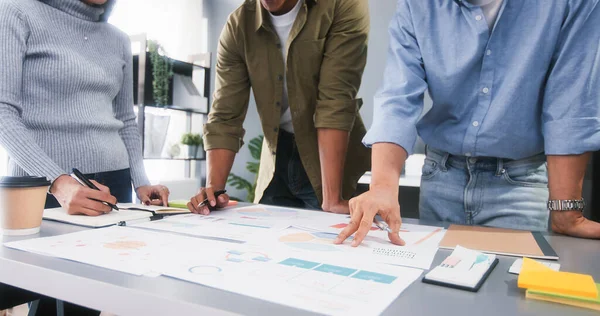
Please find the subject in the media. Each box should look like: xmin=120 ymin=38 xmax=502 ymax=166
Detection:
xmin=197 ymin=190 xmax=227 ymax=208
xmin=373 ymin=218 xmax=393 ymax=233
xmin=71 ymin=168 xmax=119 ymax=211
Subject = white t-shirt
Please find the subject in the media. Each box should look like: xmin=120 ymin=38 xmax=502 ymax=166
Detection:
xmin=467 ymin=0 xmax=504 ymax=32
xmin=269 ymin=0 xmax=304 ymax=134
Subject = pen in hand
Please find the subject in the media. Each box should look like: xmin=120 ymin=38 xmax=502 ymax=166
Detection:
xmin=71 ymin=168 xmax=119 ymax=212
xmin=373 ymin=218 xmax=393 ymax=233
xmin=197 ymin=190 xmax=227 ymax=208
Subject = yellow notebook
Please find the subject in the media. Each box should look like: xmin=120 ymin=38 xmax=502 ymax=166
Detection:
xmin=518 ymin=258 xmax=598 ymax=299
xmin=526 ymin=284 xmax=600 ymax=311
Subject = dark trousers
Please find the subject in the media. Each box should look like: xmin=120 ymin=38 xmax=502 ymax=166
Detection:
xmin=260 ymin=131 xmax=320 ymax=210
xmin=1 ymin=169 xmax=132 ymax=316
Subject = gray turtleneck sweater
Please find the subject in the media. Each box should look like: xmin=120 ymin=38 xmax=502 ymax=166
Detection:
xmin=0 ymin=0 xmax=150 ymax=188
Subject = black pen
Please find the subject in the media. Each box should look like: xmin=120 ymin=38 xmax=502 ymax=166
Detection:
xmin=197 ymin=190 xmax=227 ymax=208
xmin=71 ymin=168 xmax=120 ymax=212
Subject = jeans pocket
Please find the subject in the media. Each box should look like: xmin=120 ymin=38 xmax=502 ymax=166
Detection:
xmin=501 ymin=163 xmax=548 ymax=188
xmin=421 ymin=158 xmax=441 ymax=180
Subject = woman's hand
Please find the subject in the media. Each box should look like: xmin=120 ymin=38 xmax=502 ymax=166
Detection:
xmin=136 ymin=185 xmax=170 ymax=206
xmin=50 ymin=175 xmax=117 ymax=216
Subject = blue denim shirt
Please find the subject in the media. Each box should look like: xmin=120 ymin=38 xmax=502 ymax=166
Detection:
xmin=364 ymin=0 xmax=600 ymax=159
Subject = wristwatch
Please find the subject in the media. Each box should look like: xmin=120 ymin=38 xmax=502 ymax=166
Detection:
xmin=547 ymin=199 xmax=586 ymax=212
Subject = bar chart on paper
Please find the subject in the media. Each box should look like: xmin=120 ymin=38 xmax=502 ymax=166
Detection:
xmin=160 ymin=242 xmax=423 ymax=316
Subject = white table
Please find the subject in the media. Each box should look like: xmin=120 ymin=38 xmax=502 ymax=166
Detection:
xmin=2 ymin=218 xmax=600 ymax=316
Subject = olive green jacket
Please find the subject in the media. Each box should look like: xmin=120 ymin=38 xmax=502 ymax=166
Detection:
xmin=204 ymin=0 xmax=371 ymax=203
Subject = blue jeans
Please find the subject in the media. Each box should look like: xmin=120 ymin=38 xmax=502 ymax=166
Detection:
xmin=419 ymin=147 xmax=549 ymax=231
xmin=260 ymin=131 xmax=321 ymax=210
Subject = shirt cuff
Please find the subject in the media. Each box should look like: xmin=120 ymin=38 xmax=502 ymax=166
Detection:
xmin=363 ymin=119 xmax=418 ymax=156
xmin=543 ymin=117 xmax=600 ymax=155
xmin=203 ymin=134 xmax=244 ymax=153
xmin=314 ymin=99 xmax=361 ymax=132
xmin=131 ymin=169 xmax=151 ymax=189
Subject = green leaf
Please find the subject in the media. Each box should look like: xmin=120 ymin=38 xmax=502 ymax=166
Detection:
xmin=246 ymin=161 xmax=260 ymax=174
xmin=227 ymin=174 xmax=253 ymax=192
xmin=248 ymin=135 xmax=264 ymax=160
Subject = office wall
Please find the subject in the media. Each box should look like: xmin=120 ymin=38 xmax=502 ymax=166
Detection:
xmin=203 ymin=0 xmax=429 ymax=200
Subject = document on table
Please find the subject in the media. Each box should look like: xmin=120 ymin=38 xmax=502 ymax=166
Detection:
xmin=159 ymin=241 xmax=423 ymax=316
xmin=251 ymin=226 xmax=441 ymax=270
xmin=289 ymin=214 xmax=445 ymax=269
xmin=3 ymin=226 xmax=214 ymax=276
xmin=5 ymin=225 xmax=423 ymax=315
xmin=132 ymin=210 xmax=291 ymax=242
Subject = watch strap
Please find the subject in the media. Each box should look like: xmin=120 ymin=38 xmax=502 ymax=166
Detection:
xmin=547 ymin=199 xmax=585 ymax=212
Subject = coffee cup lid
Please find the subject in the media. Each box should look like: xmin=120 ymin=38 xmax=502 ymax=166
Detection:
xmin=0 ymin=176 xmax=51 ymax=188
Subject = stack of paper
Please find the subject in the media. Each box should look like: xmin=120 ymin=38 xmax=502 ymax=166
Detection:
xmin=518 ymin=258 xmax=600 ymax=311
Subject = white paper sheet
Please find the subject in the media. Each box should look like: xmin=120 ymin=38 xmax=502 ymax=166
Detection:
xmin=508 ymin=258 xmax=561 ymax=275
xmin=4 ymin=226 xmax=205 ymax=275
xmin=133 ymin=211 xmax=291 ymax=241
xmin=250 ymin=226 xmax=440 ymax=270
xmin=43 ymin=207 xmax=152 ymax=228
xmin=160 ymin=240 xmax=423 ymax=316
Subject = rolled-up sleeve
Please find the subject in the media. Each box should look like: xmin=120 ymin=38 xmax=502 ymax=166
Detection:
xmin=203 ymin=17 xmax=250 ymax=153
xmin=362 ymin=0 xmax=427 ymax=156
xmin=313 ymin=0 xmax=369 ymax=132
xmin=542 ymin=0 xmax=600 ymax=155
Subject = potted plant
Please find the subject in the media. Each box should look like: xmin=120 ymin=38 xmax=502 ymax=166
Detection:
xmin=181 ymin=133 xmax=203 ymax=158
xmin=148 ymin=40 xmax=173 ymax=107
xmin=227 ymin=135 xmax=263 ymax=202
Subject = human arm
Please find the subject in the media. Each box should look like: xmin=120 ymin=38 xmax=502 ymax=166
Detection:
xmin=110 ymin=33 xmax=168 ymax=205
xmin=335 ymin=0 xmax=428 ymax=246
xmin=542 ymin=1 xmax=600 ymax=238
xmin=187 ymin=18 xmax=250 ymax=214
xmin=315 ymin=0 xmax=369 ymax=213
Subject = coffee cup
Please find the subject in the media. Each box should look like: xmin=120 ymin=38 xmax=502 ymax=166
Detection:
xmin=0 ymin=176 xmax=50 ymax=236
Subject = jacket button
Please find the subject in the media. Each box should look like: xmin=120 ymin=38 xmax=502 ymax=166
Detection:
xmin=277 ymin=75 xmax=283 ymax=81
xmin=274 ymin=127 xmax=278 ymax=132
xmin=272 ymin=151 xmax=276 ymax=155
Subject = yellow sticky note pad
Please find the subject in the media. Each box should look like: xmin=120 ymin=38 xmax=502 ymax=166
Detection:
xmin=519 ymin=258 xmax=598 ymax=298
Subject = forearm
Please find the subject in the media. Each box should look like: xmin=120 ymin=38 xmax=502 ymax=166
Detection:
xmin=119 ymin=120 xmax=150 ymax=188
xmin=547 ymin=153 xmax=590 ymax=200
xmin=206 ymin=149 xmax=236 ymax=189
xmin=318 ymin=128 xmax=349 ymax=205
xmin=370 ymin=143 xmax=407 ymax=193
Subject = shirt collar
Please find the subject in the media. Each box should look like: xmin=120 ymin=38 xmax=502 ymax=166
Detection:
xmin=255 ymin=0 xmax=317 ymax=31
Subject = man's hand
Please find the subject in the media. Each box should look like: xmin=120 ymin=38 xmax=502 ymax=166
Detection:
xmin=551 ymin=211 xmax=600 ymax=239
xmin=136 ymin=185 xmax=170 ymax=206
xmin=334 ymin=185 xmax=405 ymax=247
xmin=322 ymin=200 xmax=350 ymax=214
xmin=50 ymin=175 xmax=117 ymax=216
xmin=187 ymin=187 xmax=230 ymax=215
